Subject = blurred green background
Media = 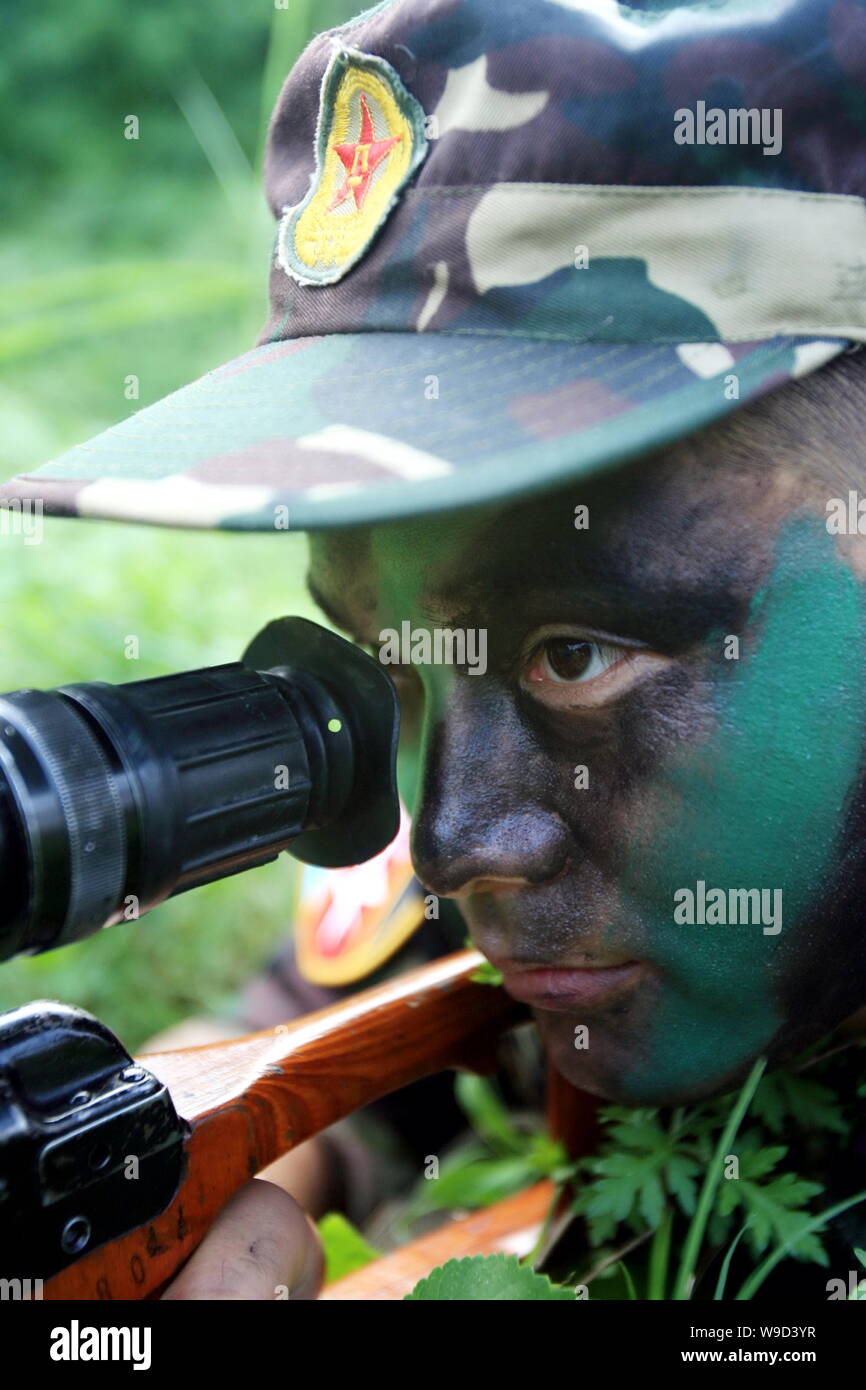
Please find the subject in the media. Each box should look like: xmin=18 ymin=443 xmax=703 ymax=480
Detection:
xmin=0 ymin=0 xmax=362 ymax=1046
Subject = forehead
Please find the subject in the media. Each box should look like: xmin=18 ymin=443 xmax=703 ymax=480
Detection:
xmin=307 ymin=439 xmax=815 ymax=638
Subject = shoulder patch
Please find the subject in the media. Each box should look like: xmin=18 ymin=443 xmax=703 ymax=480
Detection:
xmin=294 ymin=807 xmax=422 ymax=985
xmin=277 ymin=46 xmax=429 ymax=287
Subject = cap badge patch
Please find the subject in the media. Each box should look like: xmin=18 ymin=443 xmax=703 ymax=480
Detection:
xmin=277 ymin=46 xmax=428 ymax=287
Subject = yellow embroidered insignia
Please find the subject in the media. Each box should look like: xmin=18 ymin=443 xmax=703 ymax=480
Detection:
xmin=277 ymin=46 xmax=429 ymax=287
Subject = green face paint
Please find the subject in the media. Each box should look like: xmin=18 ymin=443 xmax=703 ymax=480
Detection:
xmin=310 ymin=490 xmax=866 ymax=1108
xmin=617 ymin=517 xmax=866 ymax=1100
xmin=372 ymin=518 xmax=476 ymax=817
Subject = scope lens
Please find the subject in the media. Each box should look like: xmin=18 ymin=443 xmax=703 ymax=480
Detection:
xmin=0 ymin=618 xmax=398 ymax=961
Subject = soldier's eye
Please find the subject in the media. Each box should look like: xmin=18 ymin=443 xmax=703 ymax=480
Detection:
xmin=520 ymin=629 xmax=670 ymax=709
xmin=532 ymin=637 xmax=622 ymax=684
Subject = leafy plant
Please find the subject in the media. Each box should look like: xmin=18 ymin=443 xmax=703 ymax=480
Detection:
xmin=749 ymin=1070 xmax=848 ymax=1135
xmin=406 ymin=1038 xmax=866 ymax=1300
xmin=708 ymin=1132 xmax=825 ymax=1264
xmin=464 ymin=936 xmax=504 ymax=986
xmin=400 ymin=1074 xmax=567 ymax=1225
xmin=469 ymin=960 xmax=505 ymax=987
xmin=405 ymin=1254 xmax=574 ymax=1302
xmin=318 ymin=1213 xmax=380 ymax=1284
xmin=849 ymin=1247 xmax=866 ymax=1300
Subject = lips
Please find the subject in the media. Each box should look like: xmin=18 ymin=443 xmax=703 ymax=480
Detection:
xmin=494 ymin=958 xmax=645 ymax=1012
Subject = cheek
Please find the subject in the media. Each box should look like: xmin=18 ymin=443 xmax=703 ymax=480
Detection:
xmin=613 ymin=519 xmax=866 ymax=1096
xmin=629 ymin=519 xmax=866 ymax=941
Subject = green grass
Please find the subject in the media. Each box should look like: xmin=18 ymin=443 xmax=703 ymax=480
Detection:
xmin=0 ymin=0 xmax=364 ymax=1047
xmin=0 ymin=519 xmax=320 ymax=1048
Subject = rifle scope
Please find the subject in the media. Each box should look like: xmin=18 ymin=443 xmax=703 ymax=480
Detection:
xmin=0 ymin=617 xmax=399 ymax=962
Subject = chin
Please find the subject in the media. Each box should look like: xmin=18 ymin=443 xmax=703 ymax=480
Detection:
xmin=538 ymin=1014 xmax=771 ymax=1110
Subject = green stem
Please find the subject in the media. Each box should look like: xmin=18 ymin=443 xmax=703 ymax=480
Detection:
xmin=524 ymin=1184 xmax=565 ymax=1269
xmin=647 ymin=1206 xmax=673 ymax=1300
xmin=581 ymin=1228 xmax=654 ymax=1288
xmin=713 ymin=1219 xmax=752 ymax=1300
xmin=735 ymin=1187 xmax=866 ymax=1300
xmin=671 ymin=1056 xmax=767 ymax=1300
xmin=616 ymin=1260 xmax=638 ymax=1300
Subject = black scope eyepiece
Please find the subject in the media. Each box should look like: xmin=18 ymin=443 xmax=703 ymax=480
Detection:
xmin=0 ymin=617 xmax=399 ymax=962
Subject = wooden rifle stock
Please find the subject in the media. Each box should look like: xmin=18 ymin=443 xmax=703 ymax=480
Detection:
xmin=43 ymin=950 xmax=526 ymax=1300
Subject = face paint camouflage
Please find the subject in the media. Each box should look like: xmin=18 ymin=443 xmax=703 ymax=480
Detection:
xmin=616 ymin=517 xmax=866 ymax=1100
xmin=372 ymin=519 xmax=469 ymax=816
xmin=309 ymin=484 xmax=866 ymax=1107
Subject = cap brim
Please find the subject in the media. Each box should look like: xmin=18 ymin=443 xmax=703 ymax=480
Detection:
xmin=3 ymin=331 xmax=848 ymax=531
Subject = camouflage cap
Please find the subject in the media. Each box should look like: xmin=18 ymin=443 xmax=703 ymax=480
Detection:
xmin=6 ymin=0 xmax=866 ymax=532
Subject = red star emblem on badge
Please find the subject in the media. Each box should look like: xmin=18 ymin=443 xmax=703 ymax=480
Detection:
xmin=328 ymin=93 xmax=402 ymax=213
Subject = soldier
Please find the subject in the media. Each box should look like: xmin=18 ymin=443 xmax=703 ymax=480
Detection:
xmin=7 ymin=0 xmax=866 ymax=1297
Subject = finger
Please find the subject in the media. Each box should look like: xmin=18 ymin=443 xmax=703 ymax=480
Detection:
xmin=161 ymin=1178 xmax=324 ymax=1301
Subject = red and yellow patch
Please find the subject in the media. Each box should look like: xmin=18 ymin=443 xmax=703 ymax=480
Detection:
xmin=278 ymin=47 xmax=429 ymax=287
xmin=295 ymin=806 xmax=424 ymax=985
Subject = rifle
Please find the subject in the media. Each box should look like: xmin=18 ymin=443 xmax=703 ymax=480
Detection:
xmin=2 ymin=949 xmax=527 ymax=1300
xmin=0 ymin=616 xmax=588 ymax=1297
xmin=0 ymin=612 xmax=417 ymax=1295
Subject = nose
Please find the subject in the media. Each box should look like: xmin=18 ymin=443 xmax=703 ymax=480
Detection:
xmin=410 ymin=689 xmax=571 ymax=897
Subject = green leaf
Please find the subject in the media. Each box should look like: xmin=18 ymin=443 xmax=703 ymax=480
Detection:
xmin=605 ymin=1109 xmax=669 ymax=1152
xmin=585 ymin=1209 xmax=621 ymax=1247
xmin=454 ymin=1074 xmax=524 ymax=1154
xmin=735 ymin=1140 xmax=789 ymax=1181
xmin=580 ymin=1152 xmax=644 ymax=1223
xmin=736 ymin=1187 xmax=866 ymax=1299
xmin=711 ymin=1134 xmax=826 ymax=1264
xmin=469 ymin=960 xmax=504 ymax=987
xmin=463 ymin=937 xmax=504 ymax=986
xmin=414 ymin=1156 xmax=541 ymax=1212
xmin=527 ymin=1132 xmax=570 ymax=1177
xmin=317 ymin=1213 xmax=380 ymax=1284
xmin=573 ymin=1113 xmax=681 ymax=1235
xmin=720 ymin=1169 xmax=827 ymax=1265
xmin=750 ymin=1072 xmax=848 ymax=1136
xmin=638 ymin=1171 xmax=666 ymax=1229
xmin=665 ymin=1154 xmax=701 ymax=1217
xmin=405 ymin=1254 xmax=575 ymax=1301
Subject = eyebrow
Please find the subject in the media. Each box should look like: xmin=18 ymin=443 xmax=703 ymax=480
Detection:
xmin=307 ymin=560 xmax=745 ymax=652
xmin=482 ymin=573 xmax=746 ymax=648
